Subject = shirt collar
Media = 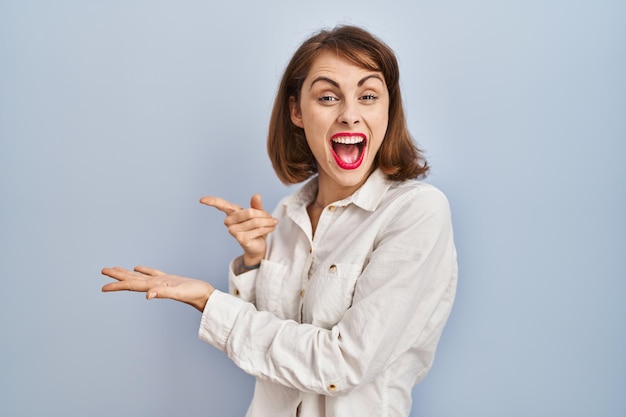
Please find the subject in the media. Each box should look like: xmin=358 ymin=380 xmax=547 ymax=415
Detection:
xmin=282 ymin=168 xmax=392 ymax=212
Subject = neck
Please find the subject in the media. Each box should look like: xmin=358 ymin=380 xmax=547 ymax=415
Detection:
xmin=315 ymin=173 xmax=368 ymax=207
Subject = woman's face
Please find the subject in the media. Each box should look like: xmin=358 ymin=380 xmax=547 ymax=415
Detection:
xmin=290 ymin=51 xmax=389 ymax=198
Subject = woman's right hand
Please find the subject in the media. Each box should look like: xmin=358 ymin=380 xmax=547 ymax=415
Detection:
xmin=200 ymin=194 xmax=278 ymax=267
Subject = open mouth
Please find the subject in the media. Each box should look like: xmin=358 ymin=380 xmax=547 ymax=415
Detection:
xmin=330 ymin=133 xmax=367 ymax=170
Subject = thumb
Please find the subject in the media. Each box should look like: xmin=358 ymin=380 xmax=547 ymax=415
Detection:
xmin=250 ymin=193 xmax=264 ymax=211
xmin=146 ymin=286 xmax=173 ymax=301
xmin=147 ymin=290 xmax=161 ymax=300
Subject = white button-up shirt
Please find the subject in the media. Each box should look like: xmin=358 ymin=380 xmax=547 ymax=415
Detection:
xmin=199 ymin=169 xmax=458 ymax=417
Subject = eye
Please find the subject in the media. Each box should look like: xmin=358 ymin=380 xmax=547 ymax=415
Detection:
xmin=360 ymin=94 xmax=378 ymax=101
xmin=318 ymin=95 xmax=339 ymax=103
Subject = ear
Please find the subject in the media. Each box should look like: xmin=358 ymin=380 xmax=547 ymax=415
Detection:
xmin=289 ymin=96 xmax=304 ymax=128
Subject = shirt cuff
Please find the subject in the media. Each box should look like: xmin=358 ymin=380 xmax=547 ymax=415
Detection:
xmin=229 ymin=256 xmax=258 ymax=302
xmin=198 ymin=289 xmax=247 ymax=352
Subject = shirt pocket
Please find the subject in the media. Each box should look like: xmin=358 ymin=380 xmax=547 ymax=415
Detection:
xmin=308 ymin=262 xmax=362 ymax=329
xmin=255 ymin=260 xmax=288 ymax=316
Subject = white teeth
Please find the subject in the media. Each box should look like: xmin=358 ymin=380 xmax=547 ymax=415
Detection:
xmin=332 ymin=136 xmax=364 ymax=144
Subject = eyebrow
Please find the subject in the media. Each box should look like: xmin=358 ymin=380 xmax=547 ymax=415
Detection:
xmin=309 ymin=74 xmax=384 ymax=90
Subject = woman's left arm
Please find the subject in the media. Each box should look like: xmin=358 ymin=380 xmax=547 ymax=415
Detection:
xmin=101 ymin=266 xmax=214 ymax=312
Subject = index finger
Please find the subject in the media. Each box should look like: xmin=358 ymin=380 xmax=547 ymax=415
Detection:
xmin=199 ymin=196 xmax=243 ymax=215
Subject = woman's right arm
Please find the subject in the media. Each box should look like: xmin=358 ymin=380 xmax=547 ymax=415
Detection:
xmin=200 ymin=194 xmax=278 ymax=305
xmin=200 ymin=194 xmax=278 ymax=268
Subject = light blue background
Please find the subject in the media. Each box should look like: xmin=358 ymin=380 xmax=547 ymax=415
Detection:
xmin=1 ymin=1 xmax=624 ymax=416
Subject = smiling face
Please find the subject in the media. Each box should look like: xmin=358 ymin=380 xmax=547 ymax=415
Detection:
xmin=289 ymin=51 xmax=390 ymax=203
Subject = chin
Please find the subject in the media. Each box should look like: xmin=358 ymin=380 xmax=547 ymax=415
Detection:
xmin=331 ymin=166 xmax=371 ymax=186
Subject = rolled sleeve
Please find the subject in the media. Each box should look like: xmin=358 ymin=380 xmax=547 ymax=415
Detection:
xmin=199 ymin=290 xmax=248 ymax=352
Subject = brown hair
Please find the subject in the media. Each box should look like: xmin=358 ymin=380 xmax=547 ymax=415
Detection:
xmin=268 ymin=25 xmax=429 ymax=184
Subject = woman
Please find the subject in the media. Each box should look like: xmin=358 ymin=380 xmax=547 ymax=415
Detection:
xmin=102 ymin=25 xmax=458 ymax=417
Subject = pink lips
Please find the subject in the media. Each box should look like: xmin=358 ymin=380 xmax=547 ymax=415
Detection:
xmin=330 ymin=132 xmax=367 ymax=170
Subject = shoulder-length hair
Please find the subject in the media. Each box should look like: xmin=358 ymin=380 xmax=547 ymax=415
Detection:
xmin=268 ymin=25 xmax=429 ymax=184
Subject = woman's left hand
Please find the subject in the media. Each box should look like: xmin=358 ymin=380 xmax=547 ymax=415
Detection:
xmin=101 ymin=266 xmax=214 ymax=312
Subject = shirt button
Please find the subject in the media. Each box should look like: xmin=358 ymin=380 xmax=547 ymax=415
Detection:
xmin=234 ymin=288 xmax=240 ymax=296
xmin=328 ymin=384 xmax=337 ymax=392
xmin=329 ymin=264 xmax=337 ymax=273
xmin=300 ymin=289 xmax=305 ymax=298
xmin=328 ymin=205 xmax=336 ymax=211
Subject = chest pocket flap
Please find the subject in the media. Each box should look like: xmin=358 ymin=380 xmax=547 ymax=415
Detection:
xmin=306 ymin=262 xmax=362 ymax=329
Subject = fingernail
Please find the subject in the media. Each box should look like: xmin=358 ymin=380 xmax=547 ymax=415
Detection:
xmin=147 ymin=292 xmax=156 ymax=300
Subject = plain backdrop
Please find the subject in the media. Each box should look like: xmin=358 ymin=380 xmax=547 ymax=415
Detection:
xmin=1 ymin=1 xmax=624 ymax=416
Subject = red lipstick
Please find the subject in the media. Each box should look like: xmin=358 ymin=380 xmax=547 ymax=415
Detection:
xmin=329 ymin=132 xmax=367 ymax=170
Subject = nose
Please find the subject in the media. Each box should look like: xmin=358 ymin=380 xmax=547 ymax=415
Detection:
xmin=338 ymin=101 xmax=361 ymax=126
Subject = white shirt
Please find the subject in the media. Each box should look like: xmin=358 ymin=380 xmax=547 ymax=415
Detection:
xmin=199 ymin=169 xmax=458 ymax=417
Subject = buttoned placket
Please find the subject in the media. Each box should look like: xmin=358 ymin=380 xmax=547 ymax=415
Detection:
xmin=297 ymin=202 xmax=345 ymax=414
xmin=300 ymin=203 xmax=342 ymax=325
xmin=299 ymin=244 xmax=313 ymax=324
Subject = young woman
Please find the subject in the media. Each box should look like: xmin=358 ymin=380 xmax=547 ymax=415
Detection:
xmin=102 ymin=25 xmax=458 ymax=417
